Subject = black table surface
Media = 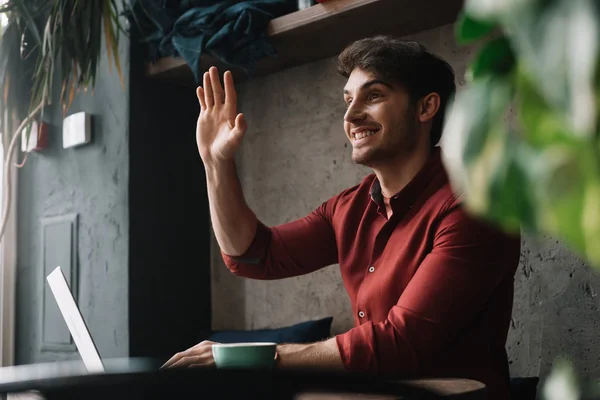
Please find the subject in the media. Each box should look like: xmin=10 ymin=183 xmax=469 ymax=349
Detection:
xmin=0 ymin=359 xmax=486 ymax=400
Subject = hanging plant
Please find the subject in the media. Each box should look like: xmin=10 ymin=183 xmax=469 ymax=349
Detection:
xmin=0 ymin=0 xmax=127 ymax=139
xmin=0 ymin=0 xmax=128 ymax=242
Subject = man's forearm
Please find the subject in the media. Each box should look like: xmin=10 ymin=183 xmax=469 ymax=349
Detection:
xmin=205 ymin=160 xmax=257 ymax=256
xmin=276 ymin=338 xmax=345 ymax=370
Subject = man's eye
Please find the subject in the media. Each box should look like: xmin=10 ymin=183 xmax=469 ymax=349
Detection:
xmin=345 ymin=99 xmax=353 ymax=107
xmin=369 ymin=93 xmax=381 ymax=101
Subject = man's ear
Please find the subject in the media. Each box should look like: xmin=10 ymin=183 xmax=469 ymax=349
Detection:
xmin=418 ymin=93 xmax=441 ymax=123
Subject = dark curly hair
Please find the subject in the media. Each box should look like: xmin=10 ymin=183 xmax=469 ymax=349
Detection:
xmin=337 ymin=36 xmax=456 ymax=150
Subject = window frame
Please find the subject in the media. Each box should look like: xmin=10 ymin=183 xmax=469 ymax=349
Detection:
xmin=0 ymin=131 xmax=18 ymax=367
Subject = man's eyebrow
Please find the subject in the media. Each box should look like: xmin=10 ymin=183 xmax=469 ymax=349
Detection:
xmin=343 ymin=79 xmax=394 ymax=95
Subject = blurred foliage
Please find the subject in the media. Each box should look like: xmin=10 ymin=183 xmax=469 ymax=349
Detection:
xmin=543 ymin=358 xmax=600 ymax=400
xmin=444 ymin=0 xmax=600 ymax=268
xmin=544 ymin=359 xmax=581 ymax=400
xmin=445 ymin=0 xmax=600 ymax=397
xmin=0 ymin=0 xmax=126 ymax=141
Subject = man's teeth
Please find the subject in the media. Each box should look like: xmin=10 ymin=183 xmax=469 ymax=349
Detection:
xmin=354 ymin=130 xmax=377 ymax=140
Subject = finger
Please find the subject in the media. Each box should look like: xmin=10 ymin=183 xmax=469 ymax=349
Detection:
xmin=196 ymin=86 xmax=206 ymax=111
xmin=203 ymin=72 xmax=214 ymax=108
xmin=169 ymin=356 xmax=196 ymax=369
xmin=161 ymin=341 xmax=214 ymax=369
xmin=209 ymin=66 xmax=224 ymax=105
xmin=230 ymin=113 xmax=247 ymax=145
xmin=161 ymin=352 xmax=184 ymax=369
xmin=192 ymin=340 xmax=215 ymax=349
xmin=187 ymin=361 xmax=215 ymax=369
xmin=170 ymin=355 xmax=210 ymax=369
xmin=223 ymin=71 xmax=237 ymax=113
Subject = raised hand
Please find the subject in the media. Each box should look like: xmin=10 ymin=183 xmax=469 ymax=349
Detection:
xmin=196 ymin=66 xmax=247 ymax=165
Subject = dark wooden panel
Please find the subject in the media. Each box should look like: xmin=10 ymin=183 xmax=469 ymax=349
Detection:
xmin=128 ymin=42 xmax=212 ymax=361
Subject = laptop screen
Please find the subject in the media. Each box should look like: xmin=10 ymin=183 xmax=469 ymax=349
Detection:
xmin=46 ymin=267 xmax=104 ymax=373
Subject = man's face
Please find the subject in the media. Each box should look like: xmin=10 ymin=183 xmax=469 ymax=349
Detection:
xmin=343 ymin=68 xmax=418 ymax=167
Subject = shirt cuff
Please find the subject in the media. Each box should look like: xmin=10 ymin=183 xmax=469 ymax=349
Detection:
xmin=335 ymin=319 xmax=418 ymax=376
xmin=221 ymin=220 xmax=271 ymax=266
xmin=336 ymin=322 xmax=377 ymax=374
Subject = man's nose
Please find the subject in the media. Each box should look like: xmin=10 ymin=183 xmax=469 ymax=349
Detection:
xmin=344 ymin=102 xmax=366 ymax=123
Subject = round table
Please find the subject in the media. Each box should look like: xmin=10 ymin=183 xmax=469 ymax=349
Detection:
xmin=0 ymin=359 xmax=486 ymax=400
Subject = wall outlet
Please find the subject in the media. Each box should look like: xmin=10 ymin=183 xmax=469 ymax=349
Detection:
xmin=63 ymin=112 xmax=92 ymax=149
xmin=21 ymin=121 xmax=48 ymax=152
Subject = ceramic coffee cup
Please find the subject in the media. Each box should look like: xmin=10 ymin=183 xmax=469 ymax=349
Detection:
xmin=212 ymin=342 xmax=277 ymax=369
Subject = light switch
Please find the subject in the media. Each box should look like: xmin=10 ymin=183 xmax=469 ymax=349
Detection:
xmin=63 ymin=112 xmax=91 ymax=149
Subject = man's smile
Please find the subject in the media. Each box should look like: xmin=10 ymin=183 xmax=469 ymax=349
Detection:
xmin=351 ymin=127 xmax=380 ymax=144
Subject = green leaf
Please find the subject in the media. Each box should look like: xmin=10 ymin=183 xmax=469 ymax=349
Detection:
xmin=581 ymin=178 xmax=600 ymax=266
xmin=443 ymin=77 xmax=512 ymax=166
xmin=467 ymin=36 xmax=515 ymax=80
xmin=455 ymin=11 xmax=496 ymax=45
xmin=536 ymin=146 xmax=585 ymax=247
xmin=13 ymin=0 xmax=43 ymax=47
xmin=562 ymin=0 xmax=599 ymax=136
xmin=534 ymin=144 xmax=592 ymax=261
xmin=441 ymin=77 xmax=515 ymax=224
xmin=485 ymin=136 xmax=538 ymax=231
xmin=515 ymin=68 xmax=573 ymax=148
xmin=455 ymin=124 xmax=539 ymax=233
xmin=506 ymin=0 xmax=599 ymax=136
xmin=465 ymin=0 xmax=536 ymax=21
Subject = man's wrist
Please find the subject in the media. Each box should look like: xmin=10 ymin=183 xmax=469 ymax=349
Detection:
xmin=274 ymin=340 xmax=344 ymax=370
xmin=204 ymin=158 xmax=236 ymax=179
xmin=274 ymin=344 xmax=290 ymax=368
xmin=274 ymin=343 xmax=307 ymax=369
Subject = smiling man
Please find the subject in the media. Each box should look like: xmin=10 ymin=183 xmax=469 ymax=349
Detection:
xmin=164 ymin=36 xmax=521 ymax=400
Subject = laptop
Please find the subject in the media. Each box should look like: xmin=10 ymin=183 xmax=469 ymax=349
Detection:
xmin=46 ymin=266 xmax=105 ymax=373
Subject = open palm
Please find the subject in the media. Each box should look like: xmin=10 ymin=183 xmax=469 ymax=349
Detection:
xmin=196 ymin=66 xmax=247 ymax=164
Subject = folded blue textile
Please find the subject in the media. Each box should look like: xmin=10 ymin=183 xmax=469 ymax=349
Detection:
xmin=127 ymin=0 xmax=297 ymax=82
xmin=208 ymin=317 xmax=334 ymax=344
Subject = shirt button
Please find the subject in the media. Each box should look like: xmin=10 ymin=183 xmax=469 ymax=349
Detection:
xmin=368 ymin=266 xmax=375 ymax=273
xmin=358 ymin=311 xmax=365 ymax=318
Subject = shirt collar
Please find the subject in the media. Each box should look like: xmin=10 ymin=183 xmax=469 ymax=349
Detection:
xmin=369 ymin=146 xmax=446 ymax=208
xmin=369 ymin=179 xmax=384 ymax=205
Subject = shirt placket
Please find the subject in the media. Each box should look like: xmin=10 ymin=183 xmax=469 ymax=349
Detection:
xmin=355 ymin=213 xmax=401 ymax=323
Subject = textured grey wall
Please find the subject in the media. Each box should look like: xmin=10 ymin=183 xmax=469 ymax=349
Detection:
xmin=509 ymin=236 xmax=600 ymax=380
xmin=16 ymin=35 xmax=130 ymax=364
xmin=211 ymin=23 xmax=600 ymax=382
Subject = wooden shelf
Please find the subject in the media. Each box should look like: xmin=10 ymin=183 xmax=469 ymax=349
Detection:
xmin=146 ymin=0 xmax=464 ymax=86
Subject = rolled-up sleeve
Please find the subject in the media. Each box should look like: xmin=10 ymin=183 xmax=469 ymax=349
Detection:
xmin=222 ymin=201 xmax=339 ymax=280
xmin=335 ymin=203 xmax=520 ymax=375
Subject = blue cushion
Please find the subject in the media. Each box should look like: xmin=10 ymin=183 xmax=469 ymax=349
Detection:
xmin=208 ymin=317 xmax=333 ymax=344
xmin=509 ymin=377 xmax=539 ymax=400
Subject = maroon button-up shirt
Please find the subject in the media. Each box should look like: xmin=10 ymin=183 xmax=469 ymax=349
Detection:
xmin=222 ymin=148 xmax=521 ymax=400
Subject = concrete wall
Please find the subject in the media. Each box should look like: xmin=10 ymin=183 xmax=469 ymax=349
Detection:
xmin=14 ymin=30 xmax=213 ymax=365
xmin=15 ymin=36 xmax=130 ymax=363
xmin=211 ymin=23 xmax=600 ymax=382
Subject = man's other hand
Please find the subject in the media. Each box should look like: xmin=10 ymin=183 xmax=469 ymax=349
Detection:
xmin=161 ymin=340 xmax=218 ymax=369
